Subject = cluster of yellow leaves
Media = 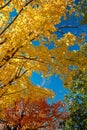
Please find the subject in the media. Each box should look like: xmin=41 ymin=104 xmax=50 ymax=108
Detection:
xmin=1 ymin=0 xmax=72 ymax=35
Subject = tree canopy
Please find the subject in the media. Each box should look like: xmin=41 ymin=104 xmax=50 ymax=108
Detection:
xmin=0 ymin=0 xmax=79 ymax=108
xmin=0 ymin=0 xmax=87 ymax=129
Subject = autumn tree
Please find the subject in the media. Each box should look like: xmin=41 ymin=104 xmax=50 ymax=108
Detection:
xmin=1 ymin=98 xmax=69 ymax=130
xmin=0 ymin=0 xmax=79 ymax=107
xmin=0 ymin=0 xmax=87 ymax=129
xmin=0 ymin=0 xmax=64 ymax=108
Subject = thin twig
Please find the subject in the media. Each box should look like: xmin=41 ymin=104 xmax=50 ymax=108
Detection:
xmin=0 ymin=0 xmax=12 ymax=10
xmin=0 ymin=89 xmax=7 ymax=97
xmin=4 ymin=87 xmax=28 ymax=96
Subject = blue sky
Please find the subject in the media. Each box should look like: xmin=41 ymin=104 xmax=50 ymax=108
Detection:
xmin=30 ymin=72 xmax=69 ymax=102
xmin=10 ymin=5 xmax=87 ymax=103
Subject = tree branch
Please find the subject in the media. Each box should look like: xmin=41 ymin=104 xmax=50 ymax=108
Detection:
xmin=12 ymin=55 xmax=50 ymax=65
xmin=0 ymin=0 xmax=12 ymax=10
xmin=4 ymin=87 xmax=28 ymax=96
xmin=58 ymin=25 xmax=78 ymax=29
xmin=0 ymin=67 xmax=27 ymax=89
xmin=0 ymin=45 xmax=23 ymax=68
xmin=0 ymin=38 xmax=7 ymax=45
xmin=25 ymin=124 xmax=48 ymax=130
xmin=0 ymin=89 xmax=7 ymax=98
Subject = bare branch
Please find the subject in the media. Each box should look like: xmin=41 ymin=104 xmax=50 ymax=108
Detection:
xmin=58 ymin=25 xmax=78 ymax=29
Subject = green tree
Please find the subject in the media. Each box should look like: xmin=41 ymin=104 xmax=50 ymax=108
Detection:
xmin=74 ymin=0 xmax=87 ymax=25
xmin=64 ymin=45 xmax=87 ymax=130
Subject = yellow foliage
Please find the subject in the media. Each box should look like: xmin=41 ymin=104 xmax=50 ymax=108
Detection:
xmin=0 ymin=0 xmax=86 ymax=110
